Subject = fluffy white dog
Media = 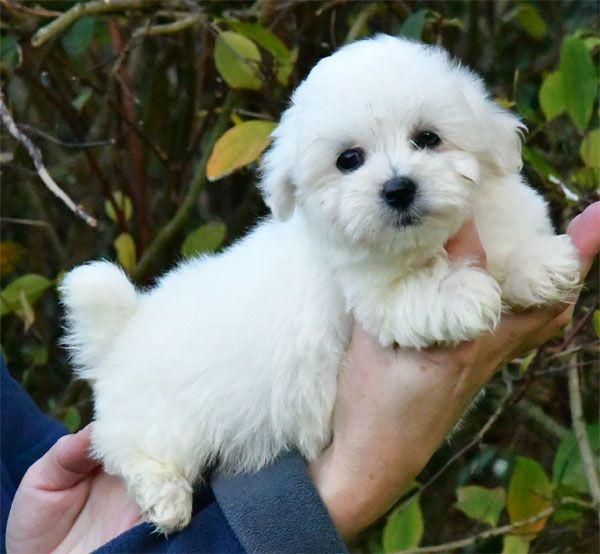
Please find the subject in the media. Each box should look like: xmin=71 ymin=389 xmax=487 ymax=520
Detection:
xmin=61 ymin=35 xmax=580 ymax=533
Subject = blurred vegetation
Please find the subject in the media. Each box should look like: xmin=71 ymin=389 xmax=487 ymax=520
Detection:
xmin=1 ymin=0 xmax=598 ymax=552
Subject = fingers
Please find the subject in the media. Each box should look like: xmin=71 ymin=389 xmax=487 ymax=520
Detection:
xmin=444 ymin=219 xmax=487 ymax=269
xmin=25 ymin=425 xmax=99 ymax=491
xmin=566 ymin=201 xmax=600 ymax=278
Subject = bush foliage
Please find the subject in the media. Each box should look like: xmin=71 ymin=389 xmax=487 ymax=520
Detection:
xmin=1 ymin=1 xmax=598 ymax=552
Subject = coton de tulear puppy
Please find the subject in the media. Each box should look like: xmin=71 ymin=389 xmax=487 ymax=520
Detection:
xmin=61 ymin=35 xmax=580 ymax=533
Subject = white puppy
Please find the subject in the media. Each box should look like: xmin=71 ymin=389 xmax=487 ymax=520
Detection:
xmin=61 ymin=35 xmax=580 ymax=533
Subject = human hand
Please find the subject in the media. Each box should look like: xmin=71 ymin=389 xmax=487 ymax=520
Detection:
xmin=6 ymin=425 xmax=142 ymax=554
xmin=310 ymin=202 xmax=600 ymax=540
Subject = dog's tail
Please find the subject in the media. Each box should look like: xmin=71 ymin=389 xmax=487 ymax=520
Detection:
xmin=60 ymin=261 xmax=138 ymax=379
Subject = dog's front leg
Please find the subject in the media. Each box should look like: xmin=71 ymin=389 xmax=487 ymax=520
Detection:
xmin=347 ymin=254 xmax=502 ymax=349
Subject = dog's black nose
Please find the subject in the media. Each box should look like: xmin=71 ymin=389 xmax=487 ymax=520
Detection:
xmin=382 ymin=177 xmax=417 ymax=210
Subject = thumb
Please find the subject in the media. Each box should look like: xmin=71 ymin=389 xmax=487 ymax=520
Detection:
xmin=26 ymin=425 xmax=99 ymax=491
xmin=566 ymin=201 xmax=600 ymax=279
xmin=445 ymin=219 xmax=487 ymax=269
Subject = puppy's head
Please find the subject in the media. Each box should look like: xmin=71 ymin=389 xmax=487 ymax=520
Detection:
xmin=260 ymin=36 xmax=525 ymax=250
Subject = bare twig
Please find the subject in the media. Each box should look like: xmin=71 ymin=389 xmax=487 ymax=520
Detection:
xmin=549 ymin=303 xmax=599 ymax=353
xmin=132 ymin=14 xmax=203 ymax=38
xmin=131 ymin=92 xmax=236 ymax=281
xmin=404 ymin=506 xmax=555 ymax=553
xmin=567 ymin=353 xmax=600 ymax=509
xmin=0 ymin=217 xmax=51 ymax=227
xmin=0 ymin=92 xmax=97 ymax=227
xmin=0 ymin=0 xmax=61 ymax=18
xmin=109 ymin=20 xmax=150 ymax=251
xmin=30 ymin=0 xmax=148 ymax=48
xmin=17 ymin=124 xmax=116 ymax=149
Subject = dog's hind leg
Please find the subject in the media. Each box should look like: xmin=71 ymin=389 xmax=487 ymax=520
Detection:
xmin=121 ymin=454 xmax=194 ymax=535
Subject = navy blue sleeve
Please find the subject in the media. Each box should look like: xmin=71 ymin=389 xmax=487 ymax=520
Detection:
xmin=2 ymin=361 xmax=347 ymax=553
xmin=0 ymin=359 xmax=68 ymax=546
xmin=97 ymin=454 xmax=348 ymax=553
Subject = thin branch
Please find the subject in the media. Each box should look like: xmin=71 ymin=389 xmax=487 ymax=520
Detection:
xmin=109 ymin=20 xmax=150 ymax=251
xmin=0 ymin=0 xmax=61 ymax=17
xmin=549 ymin=303 xmax=599 ymax=353
xmin=404 ymin=506 xmax=555 ymax=553
xmin=0 ymin=217 xmax=51 ymax=227
xmin=30 ymin=0 xmax=149 ymax=48
xmin=567 ymin=353 xmax=600 ymax=509
xmin=132 ymin=14 xmax=203 ymax=38
xmin=131 ymin=92 xmax=236 ymax=281
xmin=0 ymin=92 xmax=97 ymax=228
xmin=17 ymin=124 xmax=116 ymax=148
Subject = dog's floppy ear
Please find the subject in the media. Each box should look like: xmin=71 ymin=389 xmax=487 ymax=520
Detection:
xmin=475 ymin=97 xmax=526 ymax=176
xmin=259 ymin=106 xmax=298 ymax=221
xmin=483 ymin=103 xmax=526 ymax=176
xmin=463 ymin=82 xmax=526 ymax=176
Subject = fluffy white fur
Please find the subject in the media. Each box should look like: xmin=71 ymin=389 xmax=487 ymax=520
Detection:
xmin=61 ymin=36 xmax=580 ymax=533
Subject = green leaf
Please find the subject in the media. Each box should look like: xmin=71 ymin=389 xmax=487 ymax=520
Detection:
xmin=584 ymin=37 xmax=600 ymax=51
xmin=455 ymin=486 xmax=506 ymax=527
xmin=207 ymin=120 xmax=276 ymax=181
xmin=552 ymin=422 xmax=599 ymax=494
xmin=72 ymin=86 xmax=93 ymax=113
xmin=104 ymin=191 xmax=133 ymax=222
xmin=513 ymin=4 xmax=547 ymax=40
xmin=522 ymin=146 xmax=561 ymax=182
xmin=502 ymin=534 xmax=529 ymax=554
xmin=63 ymin=406 xmax=81 ymax=433
xmin=181 ymin=223 xmax=227 ymax=259
xmin=61 ymin=16 xmax=95 ymax=58
xmin=507 ymin=457 xmax=553 ymax=538
xmin=383 ymin=496 xmax=424 ymax=552
xmin=579 ymin=129 xmax=600 ymax=168
xmin=559 ymin=36 xmax=598 ymax=133
xmin=214 ymin=31 xmax=262 ymax=90
xmin=399 ymin=10 xmax=429 ymax=40
xmin=518 ymin=349 xmax=537 ymax=376
xmin=276 ymin=47 xmax=297 ymax=86
xmin=114 ymin=233 xmax=136 ymax=274
xmin=593 ymin=310 xmax=600 ymax=338
xmin=539 ymin=71 xmax=566 ymax=121
xmin=0 ymin=274 xmax=53 ymax=317
xmin=226 ymin=21 xmax=290 ymax=63
xmin=1 ymin=35 xmax=20 ymax=69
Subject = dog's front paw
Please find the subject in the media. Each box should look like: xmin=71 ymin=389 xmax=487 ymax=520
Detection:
xmin=502 ymin=234 xmax=580 ymax=308
xmin=432 ymin=266 xmax=503 ymax=343
xmin=390 ymin=266 xmax=502 ymax=348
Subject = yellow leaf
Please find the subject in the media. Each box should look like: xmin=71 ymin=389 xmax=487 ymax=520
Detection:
xmin=207 ymin=120 xmax=276 ymax=181
xmin=114 ymin=233 xmax=136 ymax=274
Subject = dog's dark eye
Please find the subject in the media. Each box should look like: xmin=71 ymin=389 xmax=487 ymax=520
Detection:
xmin=412 ymin=131 xmax=441 ymax=149
xmin=336 ymin=148 xmax=365 ymax=172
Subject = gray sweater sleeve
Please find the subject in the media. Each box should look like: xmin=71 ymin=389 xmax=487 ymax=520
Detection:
xmin=211 ymin=452 xmax=349 ymax=553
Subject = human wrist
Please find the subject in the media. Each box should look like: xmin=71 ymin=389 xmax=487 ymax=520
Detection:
xmin=309 ymin=439 xmax=429 ymax=540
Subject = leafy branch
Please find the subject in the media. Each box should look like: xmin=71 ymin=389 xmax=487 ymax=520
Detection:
xmin=30 ymin=0 xmax=148 ymax=47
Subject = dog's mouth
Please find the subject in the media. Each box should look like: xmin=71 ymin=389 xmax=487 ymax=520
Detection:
xmin=382 ymin=202 xmax=426 ymax=229
xmin=393 ymin=213 xmax=423 ymax=228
